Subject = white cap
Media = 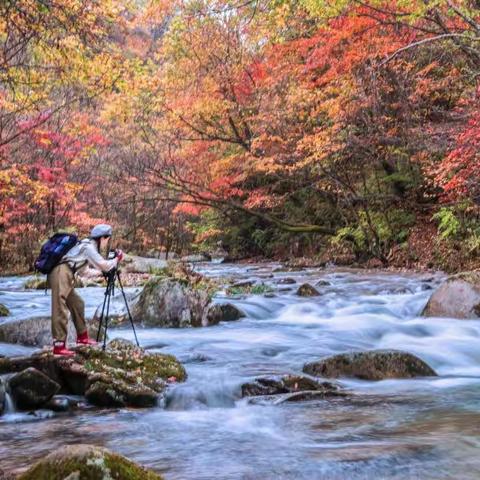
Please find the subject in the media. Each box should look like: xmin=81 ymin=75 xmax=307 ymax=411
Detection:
xmin=90 ymin=224 xmax=113 ymax=239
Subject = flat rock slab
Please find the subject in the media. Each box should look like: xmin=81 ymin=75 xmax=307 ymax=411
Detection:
xmin=303 ymin=350 xmax=437 ymax=380
xmin=241 ymin=374 xmax=345 ymax=399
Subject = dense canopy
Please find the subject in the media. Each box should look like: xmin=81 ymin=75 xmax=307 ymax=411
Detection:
xmin=2 ymin=0 xmax=480 ymax=271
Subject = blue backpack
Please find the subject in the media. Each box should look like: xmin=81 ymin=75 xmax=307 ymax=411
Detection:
xmin=34 ymin=233 xmax=79 ymax=274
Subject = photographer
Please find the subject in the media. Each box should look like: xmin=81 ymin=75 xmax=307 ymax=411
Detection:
xmin=48 ymin=224 xmax=124 ymax=356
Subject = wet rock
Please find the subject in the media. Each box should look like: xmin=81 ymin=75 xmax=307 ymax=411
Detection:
xmin=241 ymin=375 xmax=344 ymax=398
xmin=8 ymin=367 xmax=60 ymax=410
xmin=316 ymin=280 xmax=331 ymax=287
xmin=43 ymin=395 xmax=77 ymax=412
xmin=0 ymin=378 xmax=5 ymax=415
xmin=303 ymin=350 xmax=437 ymax=380
xmin=206 ymin=303 xmax=246 ymax=325
xmin=122 ymin=254 xmax=168 ymax=274
xmin=276 ymin=277 xmax=296 ymax=285
xmin=0 ymin=316 xmax=100 ymax=347
xmin=181 ymin=253 xmax=211 ymax=263
xmin=132 ymin=277 xmax=211 ymax=327
xmin=296 ymin=283 xmax=321 ymax=297
xmin=0 ymin=303 xmax=9 ymax=316
xmin=0 ymin=339 xmax=186 ymax=409
xmin=17 ymin=444 xmax=163 ymax=480
xmin=85 ymin=380 xmax=158 ymax=408
xmin=423 ymin=271 xmax=480 ymax=319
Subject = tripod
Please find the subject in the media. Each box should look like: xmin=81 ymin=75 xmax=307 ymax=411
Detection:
xmin=96 ymin=268 xmax=140 ymax=351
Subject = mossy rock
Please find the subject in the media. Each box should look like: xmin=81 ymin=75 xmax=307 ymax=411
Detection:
xmin=18 ymin=444 xmax=163 ymax=480
xmin=0 ymin=303 xmax=9 ymax=316
xmin=81 ymin=339 xmax=187 ymax=390
xmin=296 ymin=283 xmax=320 ymax=297
xmin=0 ymin=339 xmax=186 ymax=408
xmin=303 ymin=349 xmax=437 ymax=380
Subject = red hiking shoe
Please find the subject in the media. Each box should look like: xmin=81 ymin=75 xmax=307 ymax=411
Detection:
xmin=76 ymin=331 xmax=97 ymax=346
xmin=53 ymin=341 xmax=75 ymax=356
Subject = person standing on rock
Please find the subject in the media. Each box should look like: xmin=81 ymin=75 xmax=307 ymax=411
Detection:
xmin=48 ymin=224 xmax=124 ymax=356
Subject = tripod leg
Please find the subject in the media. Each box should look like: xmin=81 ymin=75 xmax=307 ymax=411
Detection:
xmin=116 ymin=271 xmax=140 ymax=347
xmin=103 ymin=281 xmax=113 ymax=351
xmin=96 ymin=286 xmax=110 ymax=342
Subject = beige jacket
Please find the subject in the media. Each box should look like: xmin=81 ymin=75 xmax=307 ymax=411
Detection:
xmin=62 ymin=239 xmax=118 ymax=274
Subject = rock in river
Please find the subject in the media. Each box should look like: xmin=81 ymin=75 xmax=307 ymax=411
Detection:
xmin=132 ymin=277 xmax=211 ymax=327
xmin=18 ymin=444 xmax=163 ymax=480
xmin=303 ymin=350 xmax=437 ymax=380
xmin=296 ymin=283 xmax=320 ymax=297
xmin=423 ymin=271 xmax=480 ymax=319
xmin=241 ymin=375 xmax=345 ymax=400
xmin=206 ymin=302 xmax=246 ymax=324
xmin=0 ymin=339 xmax=186 ymax=409
xmin=0 ymin=316 xmax=99 ymax=347
xmin=0 ymin=303 xmax=9 ymax=316
xmin=8 ymin=367 xmax=60 ymax=410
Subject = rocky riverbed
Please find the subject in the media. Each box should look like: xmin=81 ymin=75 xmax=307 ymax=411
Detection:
xmin=1 ymin=263 xmax=480 ymax=479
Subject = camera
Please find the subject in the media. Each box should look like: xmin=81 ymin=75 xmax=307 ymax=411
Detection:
xmin=107 ymin=249 xmax=118 ymax=260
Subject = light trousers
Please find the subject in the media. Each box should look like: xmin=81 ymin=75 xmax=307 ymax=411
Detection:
xmin=47 ymin=263 xmax=87 ymax=342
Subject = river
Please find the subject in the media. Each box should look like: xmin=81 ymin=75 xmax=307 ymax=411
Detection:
xmin=1 ymin=264 xmax=480 ymax=479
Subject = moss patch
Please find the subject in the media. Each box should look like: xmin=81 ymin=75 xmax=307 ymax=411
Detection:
xmin=0 ymin=303 xmax=9 ymax=316
xmin=80 ymin=340 xmax=186 ymax=391
xmin=18 ymin=445 xmax=163 ymax=480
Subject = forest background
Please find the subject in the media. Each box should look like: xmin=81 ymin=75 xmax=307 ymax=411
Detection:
xmin=2 ymin=0 xmax=480 ymax=273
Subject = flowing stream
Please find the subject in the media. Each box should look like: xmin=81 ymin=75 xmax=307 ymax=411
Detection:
xmin=1 ymin=264 xmax=480 ymax=479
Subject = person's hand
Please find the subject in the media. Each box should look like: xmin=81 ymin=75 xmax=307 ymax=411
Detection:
xmin=115 ymin=249 xmax=124 ymax=262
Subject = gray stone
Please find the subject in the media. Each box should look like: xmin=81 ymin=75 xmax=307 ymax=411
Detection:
xmin=423 ymin=272 xmax=480 ymax=319
xmin=303 ymin=350 xmax=437 ymax=380
xmin=122 ymin=254 xmax=168 ymax=274
xmin=180 ymin=253 xmax=211 ymax=263
xmin=8 ymin=367 xmax=60 ymax=410
xmin=0 ymin=316 xmax=99 ymax=347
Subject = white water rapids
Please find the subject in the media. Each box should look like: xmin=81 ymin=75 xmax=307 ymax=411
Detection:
xmin=1 ymin=264 xmax=479 ymax=479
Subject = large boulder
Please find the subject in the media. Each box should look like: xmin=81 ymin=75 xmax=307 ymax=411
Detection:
xmin=132 ymin=277 xmax=211 ymax=327
xmin=423 ymin=272 xmax=480 ymax=319
xmin=303 ymin=350 xmax=437 ymax=380
xmin=8 ymin=367 xmax=60 ymax=410
xmin=0 ymin=303 xmax=9 ymax=316
xmin=206 ymin=303 xmax=245 ymax=325
xmin=0 ymin=339 xmax=186 ymax=409
xmin=0 ymin=316 xmax=99 ymax=347
xmin=18 ymin=444 xmax=163 ymax=480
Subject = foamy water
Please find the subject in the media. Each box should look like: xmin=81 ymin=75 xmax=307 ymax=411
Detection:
xmin=1 ymin=265 xmax=479 ymax=479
